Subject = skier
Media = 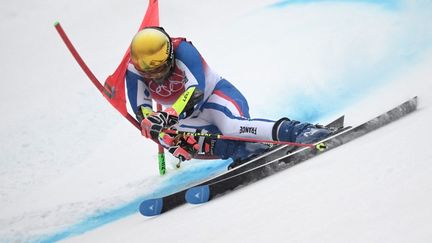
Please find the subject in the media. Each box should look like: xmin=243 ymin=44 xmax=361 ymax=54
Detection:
xmin=126 ymin=27 xmax=331 ymax=164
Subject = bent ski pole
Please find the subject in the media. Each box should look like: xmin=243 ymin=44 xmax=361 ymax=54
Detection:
xmin=163 ymin=129 xmax=317 ymax=148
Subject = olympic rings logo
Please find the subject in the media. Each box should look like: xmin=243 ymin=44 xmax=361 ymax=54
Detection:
xmin=148 ymin=67 xmax=186 ymax=97
xmin=148 ymin=80 xmax=184 ymax=97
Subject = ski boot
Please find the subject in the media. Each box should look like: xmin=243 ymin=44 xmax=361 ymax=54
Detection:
xmin=273 ymin=118 xmax=332 ymax=144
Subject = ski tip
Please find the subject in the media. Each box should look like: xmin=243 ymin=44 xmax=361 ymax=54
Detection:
xmin=411 ymin=96 xmax=418 ymax=107
xmin=326 ymin=115 xmax=345 ymax=130
xmin=53 ymin=21 xmax=60 ymax=27
xmin=185 ymin=185 xmax=210 ymax=204
xmin=139 ymin=198 xmax=163 ymax=216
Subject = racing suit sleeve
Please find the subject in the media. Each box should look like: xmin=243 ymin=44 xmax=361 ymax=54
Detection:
xmin=125 ymin=65 xmax=153 ymax=121
xmin=170 ymin=86 xmax=204 ymax=118
xmin=170 ymin=41 xmax=207 ymax=119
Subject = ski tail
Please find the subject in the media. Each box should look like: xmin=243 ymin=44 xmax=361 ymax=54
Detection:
xmin=139 ymin=198 xmax=163 ymax=216
xmin=185 ymin=186 xmax=211 ymax=204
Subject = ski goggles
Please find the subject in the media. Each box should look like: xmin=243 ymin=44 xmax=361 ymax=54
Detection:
xmin=136 ymin=60 xmax=173 ymax=81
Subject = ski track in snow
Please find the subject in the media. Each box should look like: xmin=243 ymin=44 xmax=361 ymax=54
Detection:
xmin=0 ymin=0 xmax=431 ymax=242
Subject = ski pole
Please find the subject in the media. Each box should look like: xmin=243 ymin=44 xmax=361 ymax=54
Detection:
xmin=163 ymin=129 xmax=317 ymax=148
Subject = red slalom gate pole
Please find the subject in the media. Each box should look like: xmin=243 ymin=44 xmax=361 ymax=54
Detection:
xmin=54 ymin=21 xmax=141 ymax=130
xmin=54 ymin=22 xmax=103 ymax=92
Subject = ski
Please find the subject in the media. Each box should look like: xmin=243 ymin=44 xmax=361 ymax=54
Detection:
xmin=139 ymin=115 xmax=345 ymax=216
xmin=185 ymin=97 xmax=418 ymax=205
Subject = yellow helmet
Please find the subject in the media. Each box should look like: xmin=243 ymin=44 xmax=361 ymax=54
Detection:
xmin=130 ymin=27 xmax=174 ymax=81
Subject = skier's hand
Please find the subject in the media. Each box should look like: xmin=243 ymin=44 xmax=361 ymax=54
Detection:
xmin=140 ymin=108 xmax=178 ymax=140
xmin=159 ymin=133 xmax=200 ymax=161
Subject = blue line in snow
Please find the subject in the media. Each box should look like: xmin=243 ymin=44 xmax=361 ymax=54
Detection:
xmin=35 ymin=198 xmax=143 ymax=243
xmin=269 ymin=0 xmax=402 ymax=10
xmin=35 ymin=159 xmax=232 ymax=243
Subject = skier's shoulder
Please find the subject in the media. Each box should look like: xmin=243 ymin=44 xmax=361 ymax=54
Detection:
xmin=172 ymin=37 xmax=202 ymax=62
xmin=172 ymin=37 xmax=188 ymax=49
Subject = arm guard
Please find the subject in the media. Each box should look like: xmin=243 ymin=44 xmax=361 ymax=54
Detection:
xmin=171 ymin=86 xmax=204 ymax=119
xmin=136 ymin=105 xmax=153 ymax=123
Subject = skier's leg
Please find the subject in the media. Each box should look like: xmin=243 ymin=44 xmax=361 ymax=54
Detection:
xmin=201 ymin=79 xmax=331 ymax=144
xmin=196 ymin=80 xmax=273 ymax=161
xmin=177 ymin=116 xmax=267 ymax=161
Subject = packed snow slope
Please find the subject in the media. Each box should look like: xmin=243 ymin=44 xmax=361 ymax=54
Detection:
xmin=1 ymin=0 xmax=432 ymax=242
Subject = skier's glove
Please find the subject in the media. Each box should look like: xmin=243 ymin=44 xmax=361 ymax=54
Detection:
xmin=140 ymin=108 xmax=178 ymax=140
xmin=159 ymin=132 xmax=200 ymax=161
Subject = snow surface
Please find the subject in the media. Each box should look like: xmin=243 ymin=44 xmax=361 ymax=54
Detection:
xmin=1 ymin=0 xmax=432 ymax=242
